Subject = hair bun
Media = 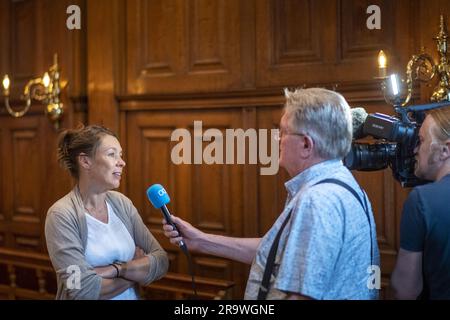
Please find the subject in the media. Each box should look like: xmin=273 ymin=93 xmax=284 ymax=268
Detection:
xmin=57 ymin=130 xmax=74 ymax=170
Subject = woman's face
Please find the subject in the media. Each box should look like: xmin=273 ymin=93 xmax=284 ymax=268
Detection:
xmin=87 ymin=134 xmax=126 ymax=191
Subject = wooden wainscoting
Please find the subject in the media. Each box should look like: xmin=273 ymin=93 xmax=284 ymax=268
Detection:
xmin=0 ymin=247 xmax=56 ymax=299
xmin=0 ymin=247 xmax=234 ymax=300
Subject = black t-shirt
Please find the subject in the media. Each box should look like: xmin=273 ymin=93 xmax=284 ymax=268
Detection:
xmin=400 ymin=174 xmax=450 ymax=299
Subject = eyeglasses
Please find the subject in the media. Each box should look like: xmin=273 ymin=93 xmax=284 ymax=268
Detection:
xmin=440 ymin=126 xmax=450 ymax=137
xmin=274 ymin=128 xmax=307 ymax=141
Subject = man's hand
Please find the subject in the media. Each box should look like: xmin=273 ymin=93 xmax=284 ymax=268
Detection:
xmin=162 ymin=215 xmax=204 ymax=251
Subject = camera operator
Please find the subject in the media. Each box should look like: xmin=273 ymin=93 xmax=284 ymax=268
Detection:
xmin=391 ymin=106 xmax=450 ymax=299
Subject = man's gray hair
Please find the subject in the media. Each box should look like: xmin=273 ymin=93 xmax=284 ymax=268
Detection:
xmin=283 ymin=87 xmax=353 ymax=159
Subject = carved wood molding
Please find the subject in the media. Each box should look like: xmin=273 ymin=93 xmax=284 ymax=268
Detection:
xmin=117 ymin=79 xmax=410 ymax=111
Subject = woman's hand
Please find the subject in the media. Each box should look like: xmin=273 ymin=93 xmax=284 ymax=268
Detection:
xmin=94 ymin=265 xmax=119 ymax=279
xmin=133 ymin=246 xmax=146 ymax=260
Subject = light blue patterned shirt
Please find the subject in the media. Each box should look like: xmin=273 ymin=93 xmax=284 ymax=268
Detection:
xmin=244 ymin=159 xmax=380 ymax=300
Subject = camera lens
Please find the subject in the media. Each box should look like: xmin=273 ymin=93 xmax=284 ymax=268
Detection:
xmin=344 ymin=143 xmax=396 ymax=171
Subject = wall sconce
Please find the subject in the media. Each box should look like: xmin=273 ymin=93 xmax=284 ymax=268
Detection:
xmin=376 ymin=51 xmax=405 ymax=106
xmin=1 ymin=53 xmax=67 ymax=129
xmin=378 ymin=15 xmax=450 ymax=107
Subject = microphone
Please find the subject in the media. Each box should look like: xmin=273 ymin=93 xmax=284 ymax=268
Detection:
xmin=147 ymin=184 xmax=197 ymax=298
xmin=351 ymin=107 xmax=368 ymax=139
xmin=146 ymin=184 xmax=187 ymax=251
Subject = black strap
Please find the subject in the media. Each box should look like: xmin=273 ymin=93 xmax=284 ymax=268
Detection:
xmin=257 ymin=209 xmax=292 ymax=300
xmin=317 ymin=179 xmax=373 ymax=267
xmin=257 ymin=178 xmax=373 ymax=300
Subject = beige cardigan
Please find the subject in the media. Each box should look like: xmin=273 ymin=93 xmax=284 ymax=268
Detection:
xmin=45 ymin=186 xmax=169 ymax=299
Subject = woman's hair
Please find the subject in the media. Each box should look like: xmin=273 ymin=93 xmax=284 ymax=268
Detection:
xmin=428 ymin=106 xmax=450 ymax=143
xmin=57 ymin=124 xmax=117 ymax=178
xmin=283 ymin=87 xmax=353 ymax=159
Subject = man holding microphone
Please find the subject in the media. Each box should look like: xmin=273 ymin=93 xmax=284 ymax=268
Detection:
xmin=163 ymin=88 xmax=379 ymax=300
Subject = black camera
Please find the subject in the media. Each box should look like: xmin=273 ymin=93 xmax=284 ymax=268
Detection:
xmin=344 ymin=102 xmax=450 ymax=187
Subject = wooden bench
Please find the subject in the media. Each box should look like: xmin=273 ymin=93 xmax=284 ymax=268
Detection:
xmin=144 ymin=272 xmax=234 ymax=300
xmin=0 ymin=247 xmax=234 ymax=300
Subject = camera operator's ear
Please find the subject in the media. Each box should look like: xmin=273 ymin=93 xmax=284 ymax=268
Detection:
xmin=440 ymin=140 xmax=450 ymax=161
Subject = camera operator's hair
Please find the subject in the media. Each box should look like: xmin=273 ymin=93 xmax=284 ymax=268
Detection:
xmin=57 ymin=124 xmax=117 ymax=179
xmin=283 ymin=88 xmax=352 ymax=159
xmin=428 ymin=106 xmax=450 ymax=142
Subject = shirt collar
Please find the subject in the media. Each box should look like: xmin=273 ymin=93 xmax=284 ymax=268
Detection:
xmin=284 ymin=159 xmax=343 ymax=197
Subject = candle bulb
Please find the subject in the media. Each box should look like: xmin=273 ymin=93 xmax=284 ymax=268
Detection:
xmin=43 ymin=72 xmax=50 ymax=88
xmin=378 ymin=50 xmax=387 ymax=78
xmin=2 ymin=74 xmax=10 ymax=91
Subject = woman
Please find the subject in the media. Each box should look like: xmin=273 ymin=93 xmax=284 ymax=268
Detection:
xmin=45 ymin=125 xmax=168 ymax=299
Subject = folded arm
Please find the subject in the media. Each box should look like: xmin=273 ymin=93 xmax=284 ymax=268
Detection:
xmin=94 ymin=246 xmax=153 ymax=288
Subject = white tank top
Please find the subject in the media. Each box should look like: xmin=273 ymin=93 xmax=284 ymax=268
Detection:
xmin=85 ymin=201 xmax=138 ymax=300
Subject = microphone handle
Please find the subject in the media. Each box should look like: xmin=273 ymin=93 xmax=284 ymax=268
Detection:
xmin=161 ymin=205 xmax=187 ymax=250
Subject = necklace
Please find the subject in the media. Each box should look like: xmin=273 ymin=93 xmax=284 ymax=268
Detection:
xmin=78 ymin=186 xmax=108 ymax=221
xmin=84 ymin=200 xmax=108 ymax=222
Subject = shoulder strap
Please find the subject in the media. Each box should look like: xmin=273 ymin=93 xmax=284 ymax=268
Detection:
xmin=257 ymin=210 xmax=292 ymax=300
xmin=314 ymin=178 xmax=373 ymax=267
xmin=315 ymin=179 xmax=368 ymax=212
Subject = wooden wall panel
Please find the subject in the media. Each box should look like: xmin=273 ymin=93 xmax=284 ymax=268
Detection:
xmin=0 ymin=125 xmax=4 ymax=223
xmin=255 ymin=0 xmax=335 ymax=87
xmin=125 ymin=0 xmax=243 ymax=94
xmin=40 ymin=0 xmax=87 ymax=99
xmin=194 ymin=256 xmax=232 ymax=280
xmin=87 ymin=0 xmax=119 ymax=131
xmin=125 ymin=109 xmax=246 ymax=295
xmin=0 ymin=1 xmax=8 ymax=75
xmin=137 ymin=127 xmax=177 ymax=226
xmin=256 ymin=106 xmax=289 ymax=234
xmin=340 ymin=0 xmax=394 ymax=60
xmin=132 ymin=0 xmax=182 ymax=78
xmin=10 ymin=0 xmax=38 ymax=84
xmin=193 ymin=161 xmax=230 ymax=232
xmin=188 ymin=0 xmax=229 ymax=73
xmin=0 ymin=117 xmax=43 ymax=252
xmin=0 ymin=0 xmax=87 ymax=257
xmin=255 ymin=0 xmax=415 ymax=87
xmin=273 ymin=0 xmax=323 ymax=64
xmin=11 ymin=129 xmax=40 ymax=223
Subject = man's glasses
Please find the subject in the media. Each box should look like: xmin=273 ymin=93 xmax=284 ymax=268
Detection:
xmin=274 ymin=128 xmax=307 ymax=141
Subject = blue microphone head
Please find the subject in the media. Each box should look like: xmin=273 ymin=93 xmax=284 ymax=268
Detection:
xmin=147 ymin=184 xmax=170 ymax=209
